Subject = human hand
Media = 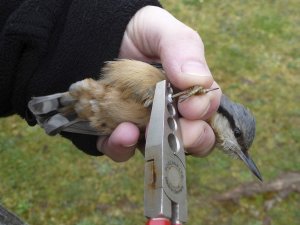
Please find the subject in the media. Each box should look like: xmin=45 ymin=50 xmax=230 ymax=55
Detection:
xmin=97 ymin=6 xmax=222 ymax=162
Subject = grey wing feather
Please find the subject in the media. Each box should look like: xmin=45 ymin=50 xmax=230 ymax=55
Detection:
xmin=28 ymin=93 xmax=101 ymax=136
xmin=28 ymin=92 xmax=74 ymax=115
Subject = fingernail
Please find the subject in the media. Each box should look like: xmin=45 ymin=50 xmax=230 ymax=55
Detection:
xmin=181 ymin=61 xmax=212 ymax=77
xmin=123 ymin=143 xmax=137 ymax=148
xmin=97 ymin=136 xmax=108 ymax=154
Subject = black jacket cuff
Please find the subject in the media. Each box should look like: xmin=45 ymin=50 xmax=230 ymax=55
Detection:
xmin=0 ymin=0 xmax=161 ymax=156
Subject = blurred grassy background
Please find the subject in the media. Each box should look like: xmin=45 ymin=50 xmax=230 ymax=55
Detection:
xmin=1 ymin=0 xmax=299 ymax=224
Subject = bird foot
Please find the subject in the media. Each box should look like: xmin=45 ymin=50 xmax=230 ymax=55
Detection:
xmin=172 ymin=85 xmax=219 ymax=103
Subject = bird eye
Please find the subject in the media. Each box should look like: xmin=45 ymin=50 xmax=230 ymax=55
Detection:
xmin=234 ymin=128 xmax=242 ymax=138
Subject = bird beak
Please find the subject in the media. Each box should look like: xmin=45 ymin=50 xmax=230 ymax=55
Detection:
xmin=237 ymin=151 xmax=263 ymax=182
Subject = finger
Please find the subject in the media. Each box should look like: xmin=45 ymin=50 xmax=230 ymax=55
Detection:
xmin=159 ymin=28 xmax=214 ymax=90
xmin=97 ymin=122 xmax=140 ymax=162
xmin=120 ymin=6 xmax=213 ymax=89
xmin=180 ymin=118 xmax=215 ymax=157
xmin=178 ymin=82 xmax=222 ymax=120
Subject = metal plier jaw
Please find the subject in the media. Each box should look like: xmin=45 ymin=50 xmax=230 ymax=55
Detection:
xmin=144 ymin=80 xmax=187 ymax=225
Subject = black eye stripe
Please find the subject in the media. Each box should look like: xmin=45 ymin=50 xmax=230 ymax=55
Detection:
xmin=217 ymin=105 xmax=236 ymax=131
xmin=217 ymin=105 xmax=248 ymax=152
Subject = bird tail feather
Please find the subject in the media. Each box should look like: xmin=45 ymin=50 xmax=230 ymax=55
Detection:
xmin=28 ymin=92 xmax=101 ymax=136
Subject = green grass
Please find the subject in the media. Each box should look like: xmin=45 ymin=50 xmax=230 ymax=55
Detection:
xmin=1 ymin=0 xmax=299 ymax=224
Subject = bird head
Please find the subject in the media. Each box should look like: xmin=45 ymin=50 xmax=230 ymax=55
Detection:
xmin=210 ymin=95 xmax=262 ymax=181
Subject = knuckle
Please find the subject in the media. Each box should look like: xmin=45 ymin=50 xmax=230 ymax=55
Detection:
xmin=184 ymin=28 xmax=204 ymax=49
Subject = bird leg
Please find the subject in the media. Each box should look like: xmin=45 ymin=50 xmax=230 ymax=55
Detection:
xmin=142 ymin=88 xmax=156 ymax=108
xmin=172 ymin=85 xmax=219 ymax=102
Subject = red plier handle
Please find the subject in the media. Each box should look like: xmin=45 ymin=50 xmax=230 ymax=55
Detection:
xmin=146 ymin=218 xmax=183 ymax=225
xmin=146 ymin=218 xmax=171 ymax=225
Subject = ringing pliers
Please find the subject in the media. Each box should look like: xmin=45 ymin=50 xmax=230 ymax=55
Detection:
xmin=144 ymin=80 xmax=188 ymax=225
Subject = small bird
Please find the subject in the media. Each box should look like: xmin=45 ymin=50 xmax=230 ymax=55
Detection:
xmin=28 ymin=59 xmax=262 ymax=181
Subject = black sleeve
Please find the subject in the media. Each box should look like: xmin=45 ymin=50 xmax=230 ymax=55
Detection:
xmin=0 ymin=0 xmax=161 ymax=156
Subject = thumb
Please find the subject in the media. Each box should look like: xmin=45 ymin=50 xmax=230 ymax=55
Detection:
xmin=121 ymin=6 xmax=213 ymax=90
xmin=151 ymin=9 xmax=213 ymax=89
xmin=159 ymin=27 xmax=213 ymax=89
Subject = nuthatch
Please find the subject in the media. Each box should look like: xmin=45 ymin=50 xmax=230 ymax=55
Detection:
xmin=209 ymin=95 xmax=262 ymax=181
xmin=28 ymin=59 xmax=262 ymax=181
